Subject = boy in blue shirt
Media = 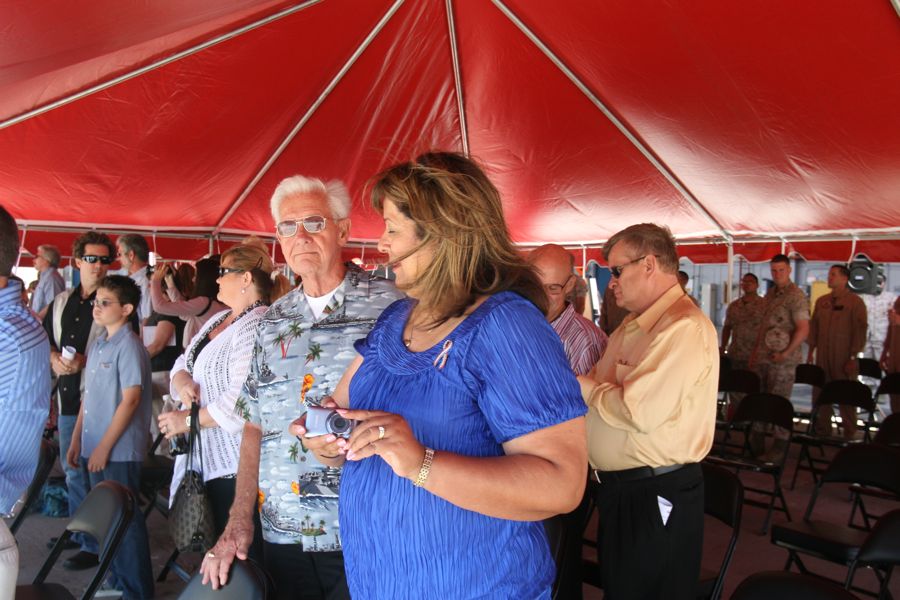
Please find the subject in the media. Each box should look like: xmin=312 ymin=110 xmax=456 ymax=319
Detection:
xmin=67 ymin=275 xmax=154 ymax=599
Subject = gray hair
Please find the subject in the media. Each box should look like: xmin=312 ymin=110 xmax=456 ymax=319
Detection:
xmin=37 ymin=244 xmax=61 ymax=267
xmin=270 ymin=175 xmax=351 ymax=223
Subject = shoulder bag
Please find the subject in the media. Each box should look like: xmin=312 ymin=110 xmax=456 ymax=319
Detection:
xmin=168 ymin=402 xmax=216 ymax=553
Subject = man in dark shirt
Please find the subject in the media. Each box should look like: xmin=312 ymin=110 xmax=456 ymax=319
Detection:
xmin=42 ymin=231 xmax=117 ymax=570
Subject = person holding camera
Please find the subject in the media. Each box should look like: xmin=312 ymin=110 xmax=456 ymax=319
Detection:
xmin=295 ymin=153 xmax=587 ymax=600
xmin=158 ymin=243 xmax=285 ymax=560
xmin=200 ymin=176 xmax=401 ymax=600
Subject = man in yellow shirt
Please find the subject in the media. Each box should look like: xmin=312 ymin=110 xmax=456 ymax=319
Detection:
xmin=580 ymin=223 xmax=718 ymax=599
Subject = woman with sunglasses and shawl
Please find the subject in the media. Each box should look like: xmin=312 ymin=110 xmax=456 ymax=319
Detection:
xmin=296 ymin=152 xmax=588 ymax=600
xmin=158 ymin=243 xmax=288 ymax=556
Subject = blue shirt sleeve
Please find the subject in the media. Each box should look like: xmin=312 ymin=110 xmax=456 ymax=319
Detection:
xmin=117 ymin=333 xmax=148 ymax=389
xmin=465 ymin=295 xmax=586 ymax=443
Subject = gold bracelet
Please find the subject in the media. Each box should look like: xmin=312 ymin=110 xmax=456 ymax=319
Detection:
xmin=413 ymin=447 xmax=435 ymax=488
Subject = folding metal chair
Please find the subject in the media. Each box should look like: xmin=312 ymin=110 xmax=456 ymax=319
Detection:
xmin=731 ymin=571 xmax=857 ymax=600
xmin=771 ymin=444 xmax=900 ymax=596
xmin=177 ymin=559 xmax=272 ymax=599
xmin=706 ymin=393 xmax=793 ymax=533
xmin=790 ymin=379 xmax=875 ymax=489
xmin=847 ymin=413 xmax=900 ymax=530
xmin=791 ymin=363 xmax=826 ymax=434
xmin=15 ymin=480 xmax=135 ymax=600
xmin=696 ymin=463 xmax=743 ymax=600
xmin=845 ymin=509 xmax=900 ymax=599
xmin=714 ymin=369 xmax=761 ymax=455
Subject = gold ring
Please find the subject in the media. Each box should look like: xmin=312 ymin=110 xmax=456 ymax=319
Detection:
xmin=206 ymin=552 xmax=216 ymax=559
xmin=377 ymin=426 xmax=386 ymax=440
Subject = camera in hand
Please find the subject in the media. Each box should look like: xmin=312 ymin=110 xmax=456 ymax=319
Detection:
xmin=305 ymin=406 xmax=356 ymax=438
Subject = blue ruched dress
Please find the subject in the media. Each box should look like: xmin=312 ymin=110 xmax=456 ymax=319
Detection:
xmin=341 ymin=291 xmax=587 ymax=600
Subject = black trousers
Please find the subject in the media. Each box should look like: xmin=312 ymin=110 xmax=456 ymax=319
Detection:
xmin=205 ymin=477 xmax=264 ymax=564
xmin=263 ymin=542 xmax=350 ymax=600
xmin=592 ymin=463 xmax=704 ymax=600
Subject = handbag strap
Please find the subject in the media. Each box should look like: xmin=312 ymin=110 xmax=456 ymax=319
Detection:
xmin=186 ymin=402 xmax=204 ymax=478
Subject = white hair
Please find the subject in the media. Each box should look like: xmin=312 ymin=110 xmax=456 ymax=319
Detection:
xmin=270 ymin=175 xmax=351 ymax=223
xmin=37 ymin=244 xmax=61 ymax=267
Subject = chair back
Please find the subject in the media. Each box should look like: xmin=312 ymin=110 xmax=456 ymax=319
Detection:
xmin=178 ymin=559 xmax=271 ymax=599
xmin=719 ymin=369 xmax=760 ymax=395
xmin=856 ymin=509 xmax=900 ymax=567
xmin=730 ymin=571 xmax=857 ymax=599
xmin=731 ymin=393 xmax=794 ymax=431
xmin=814 ymin=379 xmax=875 ymax=412
xmin=875 ymin=372 xmax=900 ymax=397
xmin=821 ymin=444 xmax=900 ymax=492
xmin=718 ymin=354 xmax=732 ymax=385
xmin=795 ymin=363 xmax=826 ymax=388
xmin=10 ymin=438 xmax=58 ymax=534
xmin=701 ymin=463 xmax=743 ymax=600
xmin=857 ymin=357 xmax=882 ymax=380
xmin=873 ymin=413 xmax=900 ymax=447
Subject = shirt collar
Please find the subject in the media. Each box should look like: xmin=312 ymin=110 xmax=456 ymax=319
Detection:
xmin=633 ymin=283 xmax=685 ymax=333
xmin=100 ymin=324 xmax=131 ymax=345
xmin=550 ymin=302 xmax=575 ymax=326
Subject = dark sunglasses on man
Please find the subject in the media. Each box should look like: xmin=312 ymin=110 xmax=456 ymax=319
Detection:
xmin=80 ymin=254 xmax=113 ymax=265
xmin=276 ymin=215 xmax=328 ymax=237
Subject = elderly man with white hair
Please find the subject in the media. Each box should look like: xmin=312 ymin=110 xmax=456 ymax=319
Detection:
xmin=200 ymin=176 xmax=402 ymax=599
xmin=31 ymin=244 xmax=66 ymax=318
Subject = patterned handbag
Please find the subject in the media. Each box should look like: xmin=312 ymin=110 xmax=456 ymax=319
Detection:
xmin=168 ymin=402 xmax=216 ymax=553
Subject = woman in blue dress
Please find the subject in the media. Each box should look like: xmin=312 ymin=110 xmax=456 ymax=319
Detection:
xmin=295 ymin=152 xmax=587 ymax=599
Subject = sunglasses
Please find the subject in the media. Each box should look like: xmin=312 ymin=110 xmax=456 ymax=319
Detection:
xmin=80 ymin=255 xmax=113 ymax=265
xmin=218 ymin=266 xmax=245 ymax=278
xmin=90 ymin=298 xmax=121 ymax=308
xmin=609 ymin=255 xmax=648 ymax=278
xmin=276 ymin=216 xmax=328 ymax=237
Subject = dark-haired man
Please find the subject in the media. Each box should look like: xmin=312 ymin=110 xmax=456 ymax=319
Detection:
xmin=808 ymin=264 xmax=867 ymax=438
xmin=42 ymin=231 xmax=116 ymax=569
xmin=0 ymin=205 xmax=50 ymax=596
xmin=721 ymin=273 xmax=766 ymax=371
xmin=579 ymin=223 xmax=718 ymax=599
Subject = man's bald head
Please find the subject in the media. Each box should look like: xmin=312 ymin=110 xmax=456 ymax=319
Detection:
xmin=528 ymin=244 xmax=576 ymax=320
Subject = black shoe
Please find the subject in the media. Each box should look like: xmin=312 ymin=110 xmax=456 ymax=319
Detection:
xmin=47 ymin=536 xmax=80 ymax=550
xmin=62 ymin=551 xmax=99 ymax=571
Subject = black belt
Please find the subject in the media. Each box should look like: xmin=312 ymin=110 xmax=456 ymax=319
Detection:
xmin=592 ymin=463 xmax=687 ymax=484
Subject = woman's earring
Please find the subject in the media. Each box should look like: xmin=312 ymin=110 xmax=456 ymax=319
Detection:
xmin=241 ymin=287 xmax=247 ymax=294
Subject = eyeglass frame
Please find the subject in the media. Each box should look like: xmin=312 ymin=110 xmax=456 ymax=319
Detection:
xmin=79 ymin=254 xmax=113 ymax=265
xmin=90 ymin=298 xmax=121 ymax=308
xmin=609 ymin=255 xmax=656 ymax=279
xmin=543 ymin=274 xmax=574 ymax=294
xmin=275 ymin=215 xmax=329 ymax=237
xmin=218 ymin=266 xmax=246 ymax=278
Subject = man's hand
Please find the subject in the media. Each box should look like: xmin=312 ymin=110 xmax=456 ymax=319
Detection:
xmin=843 ymin=358 xmax=858 ymax=379
xmin=87 ymin=445 xmax=111 ymax=472
xmin=52 ymin=352 xmax=86 ymax=377
xmin=200 ymin=517 xmax=255 ymax=590
xmin=769 ymin=351 xmax=785 ymax=364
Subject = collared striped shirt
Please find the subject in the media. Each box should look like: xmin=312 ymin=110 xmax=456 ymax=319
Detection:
xmin=551 ymin=302 xmax=608 ymax=376
xmin=0 ymin=279 xmax=51 ymax=513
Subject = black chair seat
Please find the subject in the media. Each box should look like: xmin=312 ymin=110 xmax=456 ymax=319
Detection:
xmin=771 ymin=519 xmax=868 ymax=563
xmin=15 ymin=583 xmax=75 ymax=600
xmin=706 ymin=454 xmax=778 ymax=473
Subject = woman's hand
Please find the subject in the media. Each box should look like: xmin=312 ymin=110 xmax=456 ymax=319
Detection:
xmin=179 ymin=381 xmax=201 ymax=406
xmin=151 ymin=262 xmax=170 ymax=282
xmin=338 ymin=408 xmax=425 ymax=481
xmin=288 ymin=398 xmax=346 ymax=463
xmin=158 ymin=409 xmax=190 ymax=439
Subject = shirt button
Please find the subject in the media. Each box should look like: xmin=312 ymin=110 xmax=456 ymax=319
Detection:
xmin=75 ymin=317 xmax=79 ymax=322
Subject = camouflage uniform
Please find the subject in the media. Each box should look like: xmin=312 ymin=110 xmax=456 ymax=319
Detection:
xmin=724 ymin=294 xmax=766 ymax=370
xmin=809 ymin=289 xmax=867 ymax=434
xmin=752 ymin=282 xmax=810 ymax=398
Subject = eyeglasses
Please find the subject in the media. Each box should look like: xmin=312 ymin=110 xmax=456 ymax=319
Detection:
xmin=276 ymin=216 xmax=328 ymax=237
xmin=90 ymin=298 xmax=121 ymax=308
xmin=543 ymin=274 xmax=574 ymax=294
xmin=609 ymin=255 xmax=648 ymax=278
xmin=218 ymin=266 xmax=245 ymax=278
xmin=80 ymin=255 xmax=113 ymax=265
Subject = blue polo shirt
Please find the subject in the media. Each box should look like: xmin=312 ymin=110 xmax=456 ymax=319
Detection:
xmin=82 ymin=325 xmax=152 ymax=462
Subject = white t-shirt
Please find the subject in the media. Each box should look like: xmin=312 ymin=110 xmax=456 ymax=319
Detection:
xmin=305 ymin=285 xmax=340 ymax=320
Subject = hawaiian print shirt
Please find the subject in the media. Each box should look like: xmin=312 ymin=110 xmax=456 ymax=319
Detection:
xmin=240 ymin=264 xmax=402 ymax=549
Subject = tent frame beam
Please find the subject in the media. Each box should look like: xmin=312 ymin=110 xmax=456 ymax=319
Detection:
xmin=445 ymin=0 xmax=470 ymax=157
xmin=211 ymin=0 xmax=406 ymax=234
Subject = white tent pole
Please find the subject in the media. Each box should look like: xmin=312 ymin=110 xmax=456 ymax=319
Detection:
xmin=848 ymin=236 xmax=858 ymax=263
xmin=491 ymin=0 xmax=731 ymax=241
xmin=16 ymin=226 xmax=27 ymax=270
xmin=0 ymin=1 xmax=325 ymax=131
xmin=445 ymin=0 xmax=469 ymax=157
xmin=360 ymin=245 xmax=366 ymax=264
xmin=212 ymin=0 xmax=406 ymax=234
xmin=892 ymin=0 xmax=900 ymax=19
xmin=581 ymin=245 xmax=587 ymax=276
xmin=726 ymin=240 xmax=734 ymax=305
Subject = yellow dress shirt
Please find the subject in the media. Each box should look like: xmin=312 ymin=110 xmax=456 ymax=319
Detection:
xmin=580 ymin=284 xmax=719 ymax=471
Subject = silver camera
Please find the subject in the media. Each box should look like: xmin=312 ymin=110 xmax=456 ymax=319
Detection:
xmin=305 ymin=406 xmax=356 ymax=438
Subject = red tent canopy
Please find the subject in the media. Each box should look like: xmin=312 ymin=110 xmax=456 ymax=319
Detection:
xmin=2 ymin=0 xmax=899 ymax=263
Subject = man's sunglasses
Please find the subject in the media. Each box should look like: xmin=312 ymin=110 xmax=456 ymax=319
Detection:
xmin=609 ymin=255 xmax=649 ymax=278
xmin=276 ymin=216 xmax=328 ymax=237
xmin=80 ymin=255 xmax=113 ymax=265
